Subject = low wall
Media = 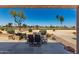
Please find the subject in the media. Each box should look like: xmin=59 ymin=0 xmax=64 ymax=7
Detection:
xmin=53 ymin=34 xmax=76 ymax=53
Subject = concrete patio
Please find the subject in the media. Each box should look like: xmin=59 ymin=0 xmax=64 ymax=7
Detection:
xmin=0 ymin=40 xmax=71 ymax=54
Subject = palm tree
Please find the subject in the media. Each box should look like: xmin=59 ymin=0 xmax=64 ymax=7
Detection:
xmin=56 ymin=15 xmax=59 ymax=19
xmin=59 ymin=16 xmax=64 ymax=25
xmin=56 ymin=15 xmax=64 ymax=25
xmin=10 ymin=10 xmax=26 ymax=31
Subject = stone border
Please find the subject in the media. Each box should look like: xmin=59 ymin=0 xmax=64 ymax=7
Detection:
xmin=53 ymin=34 xmax=76 ymax=53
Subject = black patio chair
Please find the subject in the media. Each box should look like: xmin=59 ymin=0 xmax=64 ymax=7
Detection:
xmin=34 ymin=34 xmax=41 ymax=47
xmin=28 ymin=34 xmax=34 ymax=46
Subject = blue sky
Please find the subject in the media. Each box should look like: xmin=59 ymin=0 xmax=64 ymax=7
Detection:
xmin=0 ymin=8 xmax=76 ymax=27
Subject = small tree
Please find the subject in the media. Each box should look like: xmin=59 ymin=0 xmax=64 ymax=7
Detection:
xmin=10 ymin=10 xmax=26 ymax=31
xmin=7 ymin=23 xmax=13 ymax=28
xmin=35 ymin=25 xmax=39 ymax=30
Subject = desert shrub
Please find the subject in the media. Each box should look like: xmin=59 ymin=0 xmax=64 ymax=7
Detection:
xmin=72 ymin=32 xmax=76 ymax=35
xmin=0 ymin=27 xmax=5 ymax=31
xmin=39 ymin=29 xmax=47 ymax=35
xmin=52 ymin=36 xmax=56 ymax=40
xmin=53 ymin=28 xmax=55 ymax=31
xmin=46 ymin=33 xmax=51 ymax=38
xmin=28 ymin=28 xmax=32 ymax=32
xmin=7 ymin=29 xmax=15 ymax=34
xmin=0 ymin=31 xmax=2 ymax=34
xmin=72 ymin=38 xmax=76 ymax=40
xmin=15 ymin=33 xmax=22 ymax=36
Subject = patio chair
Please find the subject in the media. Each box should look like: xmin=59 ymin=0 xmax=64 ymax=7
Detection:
xmin=28 ymin=34 xmax=34 ymax=46
xmin=41 ymin=35 xmax=47 ymax=44
xmin=34 ymin=34 xmax=41 ymax=46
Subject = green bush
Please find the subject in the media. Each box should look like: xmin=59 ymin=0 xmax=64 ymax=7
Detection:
xmin=7 ymin=29 xmax=15 ymax=34
xmin=0 ymin=27 xmax=5 ymax=31
xmin=28 ymin=28 xmax=32 ymax=32
xmin=39 ymin=29 xmax=47 ymax=35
